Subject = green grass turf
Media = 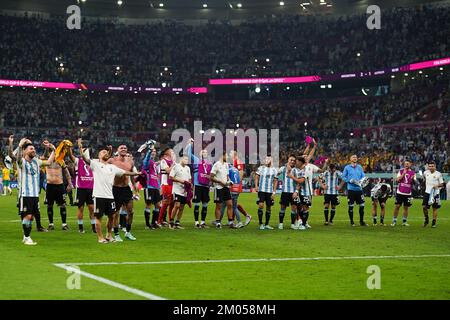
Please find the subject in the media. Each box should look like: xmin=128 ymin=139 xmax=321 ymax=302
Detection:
xmin=0 ymin=190 xmax=449 ymax=300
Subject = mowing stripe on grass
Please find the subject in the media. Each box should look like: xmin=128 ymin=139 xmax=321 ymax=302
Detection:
xmin=54 ymin=263 xmax=166 ymax=300
xmin=6 ymin=217 xmax=450 ymax=223
xmin=59 ymin=253 xmax=450 ymax=267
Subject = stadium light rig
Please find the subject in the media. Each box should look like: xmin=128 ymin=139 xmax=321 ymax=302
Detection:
xmin=203 ymin=3 xmax=208 ymax=8
xmin=279 ymin=1 xmax=285 ymax=6
xmin=117 ymin=0 xmax=123 ymax=6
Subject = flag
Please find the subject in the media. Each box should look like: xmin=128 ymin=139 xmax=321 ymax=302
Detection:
xmin=55 ymin=140 xmax=73 ymax=166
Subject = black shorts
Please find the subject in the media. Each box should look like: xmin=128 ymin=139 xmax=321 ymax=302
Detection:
xmin=371 ymin=196 xmax=388 ymax=206
xmin=257 ymin=191 xmax=274 ymax=207
xmin=75 ymin=188 xmax=94 ymax=207
xmin=280 ymin=192 xmax=295 ymax=206
xmin=93 ymin=197 xmax=116 ymax=218
xmin=300 ymin=195 xmax=312 ymax=207
xmin=324 ymin=194 xmax=340 ymax=206
xmin=347 ymin=190 xmax=365 ymax=205
xmin=193 ymin=185 xmax=210 ymax=203
xmin=395 ymin=193 xmax=413 ymax=207
xmin=214 ymin=187 xmax=232 ymax=203
xmin=144 ymin=188 xmax=161 ymax=205
xmin=113 ymin=186 xmax=133 ymax=208
xmin=18 ymin=196 xmax=40 ymax=217
xmin=173 ymin=193 xmax=187 ymax=205
xmin=45 ymin=184 xmax=66 ymax=206
xmin=422 ymin=193 xmax=441 ymax=209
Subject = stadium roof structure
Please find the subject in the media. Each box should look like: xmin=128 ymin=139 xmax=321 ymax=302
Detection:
xmin=0 ymin=0 xmax=448 ymax=20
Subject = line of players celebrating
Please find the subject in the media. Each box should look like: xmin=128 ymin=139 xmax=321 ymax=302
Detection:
xmin=7 ymin=135 xmax=445 ymax=246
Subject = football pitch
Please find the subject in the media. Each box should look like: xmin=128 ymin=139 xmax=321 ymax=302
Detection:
xmin=0 ymin=191 xmax=449 ymax=300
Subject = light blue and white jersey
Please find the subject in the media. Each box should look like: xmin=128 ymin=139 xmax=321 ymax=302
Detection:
xmin=294 ymin=168 xmax=312 ymax=197
xmin=322 ymin=170 xmax=342 ymax=195
xmin=278 ymin=165 xmax=297 ymax=193
xmin=19 ymin=158 xmax=43 ymax=198
xmin=257 ymin=166 xmax=278 ymax=193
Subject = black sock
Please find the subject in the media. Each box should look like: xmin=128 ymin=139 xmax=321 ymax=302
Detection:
xmin=330 ymin=209 xmax=336 ymax=223
xmin=324 ymin=208 xmax=329 ymax=222
xmin=119 ymin=214 xmax=127 ymax=228
xmin=380 ymin=216 xmax=384 ymax=224
xmin=152 ymin=209 xmax=159 ymax=224
xmin=144 ymin=209 xmax=151 ymax=226
xmin=302 ymin=211 xmax=309 ymax=225
xmin=279 ymin=209 xmax=285 ymax=223
xmin=201 ymin=206 xmax=208 ymax=222
xmin=35 ymin=213 xmax=42 ymax=228
xmin=359 ymin=206 xmax=365 ymax=223
xmin=348 ymin=206 xmax=354 ymax=224
xmin=291 ymin=210 xmax=296 ymax=224
xmin=92 ymin=223 xmax=96 ymax=233
xmin=78 ymin=223 xmax=83 ymax=231
xmin=48 ymin=206 xmax=54 ymax=224
xmin=432 ymin=219 xmax=436 ymax=225
xmin=265 ymin=211 xmax=271 ymax=225
xmin=113 ymin=227 xmax=119 ymax=236
xmin=373 ymin=215 xmax=377 ymax=224
xmin=22 ymin=223 xmax=31 ymax=237
xmin=257 ymin=208 xmax=263 ymax=225
xmin=175 ymin=220 xmax=180 ymax=225
xmin=126 ymin=223 xmax=132 ymax=232
xmin=60 ymin=207 xmax=67 ymax=224
xmin=194 ymin=205 xmax=200 ymax=222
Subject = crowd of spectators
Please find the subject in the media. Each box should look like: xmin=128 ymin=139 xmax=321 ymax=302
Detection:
xmin=0 ymin=4 xmax=449 ymax=86
xmin=1 ymin=77 xmax=448 ymax=173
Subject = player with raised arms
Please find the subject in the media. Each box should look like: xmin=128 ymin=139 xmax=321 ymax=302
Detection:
xmin=77 ymin=139 xmax=139 ymax=243
xmin=108 ymin=145 xmax=139 ymax=241
xmin=16 ymin=138 xmax=56 ymax=245
xmin=68 ymin=145 xmax=96 ymax=233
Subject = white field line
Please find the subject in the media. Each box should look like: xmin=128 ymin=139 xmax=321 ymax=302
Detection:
xmin=60 ymin=254 xmax=450 ymax=267
xmin=54 ymin=263 xmax=166 ymax=300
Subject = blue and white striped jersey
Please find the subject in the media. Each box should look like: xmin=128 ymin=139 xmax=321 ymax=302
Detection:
xmin=256 ymin=166 xmax=278 ymax=193
xmin=278 ymin=165 xmax=296 ymax=193
xmin=19 ymin=158 xmax=43 ymax=197
xmin=321 ymin=170 xmax=342 ymax=195
xmin=293 ymin=168 xmax=312 ymax=196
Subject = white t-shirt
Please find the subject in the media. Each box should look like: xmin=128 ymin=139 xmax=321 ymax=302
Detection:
xmin=160 ymin=159 xmax=169 ymax=186
xmin=90 ymin=159 xmax=125 ymax=199
xmin=304 ymin=163 xmax=320 ymax=196
xmin=423 ymin=170 xmax=444 ymax=194
xmin=169 ymin=163 xmax=191 ymax=196
xmin=211 ymin=161 xmax=229 ymax=189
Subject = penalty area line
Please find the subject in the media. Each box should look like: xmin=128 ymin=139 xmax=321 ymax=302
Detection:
xmin=60 ymin=253 xmax=450 ymax=267
xmin=53 ymin=263 xmax=166 ymax=300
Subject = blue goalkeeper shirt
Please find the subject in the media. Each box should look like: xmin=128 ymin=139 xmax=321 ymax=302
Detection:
xmin=342 ymin=164 xmax=365 ymax=191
